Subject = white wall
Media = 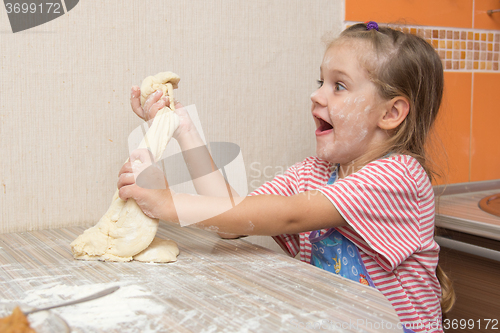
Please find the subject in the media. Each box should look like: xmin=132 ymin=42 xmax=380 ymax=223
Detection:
xmin=0 ymin=1 xmax=344 ymax=252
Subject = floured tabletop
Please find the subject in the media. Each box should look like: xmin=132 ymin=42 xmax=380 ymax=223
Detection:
xmin=0 ymin=222 xmax=402 ymax=332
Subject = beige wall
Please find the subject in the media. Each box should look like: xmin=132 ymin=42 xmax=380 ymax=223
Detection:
xmin=0 ymin=0 xmax=344 ymax=252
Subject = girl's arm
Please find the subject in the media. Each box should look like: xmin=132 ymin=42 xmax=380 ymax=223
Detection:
xmin=175 ymin=191 xmax=347 ymax=236
xmin=117 ymin=162 xmax=347 ymax=236
xmin=174 ymin=125 xmax=240 ymax=199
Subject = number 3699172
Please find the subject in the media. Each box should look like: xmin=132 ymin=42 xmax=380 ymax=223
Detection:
xmin=443 ymin=318 xmax=498 ymax=330
xmin=5 ymin=2 xmax=62 ymax=14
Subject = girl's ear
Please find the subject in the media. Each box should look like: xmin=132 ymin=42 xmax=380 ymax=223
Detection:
xmin=378 ymin=97 xmax=410 ymax=130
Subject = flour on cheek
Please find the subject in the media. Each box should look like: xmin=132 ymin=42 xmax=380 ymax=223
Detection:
xmin=320 ymin=96 xmax=371 ymax=162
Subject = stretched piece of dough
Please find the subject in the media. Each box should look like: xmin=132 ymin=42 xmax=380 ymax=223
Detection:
xmin=71 ymin=72 xmax=181 ymax=262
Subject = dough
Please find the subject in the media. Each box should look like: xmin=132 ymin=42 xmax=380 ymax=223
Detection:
xmin=70 ymin=190 xmax=159 ymax=261
xmin=133 ymin=237 xmax=179 ymax=263
xmin=140 ymin=71 xmax=180 ymax=111
xmin=71 ymin=72 xmax=181 ymax=262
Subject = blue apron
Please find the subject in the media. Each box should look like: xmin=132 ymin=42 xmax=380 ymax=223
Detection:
xmin=310 ymin=228 xmax=376 ymax=287
xmin=309 ymin=164 xmax=376 ymax=286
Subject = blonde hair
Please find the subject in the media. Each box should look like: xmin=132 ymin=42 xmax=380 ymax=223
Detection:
xmin=331 ymin=23 xmax=455 ymax=314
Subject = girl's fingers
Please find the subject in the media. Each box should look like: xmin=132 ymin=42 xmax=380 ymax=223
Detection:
xmin=118 ymin=149 xmax=154 ymax=190
xmin=173 ymin=102 xmax=187 ymax=116
xmin=130 ymin=86 xmax=144 ymax=118
xmin=143 ymin=90 xmax=163 ymax=120
xmin=118 ymin=161 xmax=133 ymax=177
xmin=118 ymin=160 xmax=138 ymax=190
xmin=118 ymin=183 xmax=135 ymax=200
xmin=148 ymin=98 xmax=166 ymax=120
xmin=117 ymin=172 xmax=135 ymax=190
xmin=174 ymin=100 xmax=184 ymax=109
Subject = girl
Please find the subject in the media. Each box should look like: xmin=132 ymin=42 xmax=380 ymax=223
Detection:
xmin=119 ymin=22 xmax=454 ymax=332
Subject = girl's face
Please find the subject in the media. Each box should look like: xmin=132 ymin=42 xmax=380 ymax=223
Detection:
xmin=311 ymin=41 xmax=388 ymax=165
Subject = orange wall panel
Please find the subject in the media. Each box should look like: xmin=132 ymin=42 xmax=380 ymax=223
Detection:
xmin=432 ymin=72 xmax=472 ymax=185
xmin=470 ymin=73 xmax=500 ymax=181
xmin=346 ymin=1 xmax=500 ymax=184
xmin=346 ymin=0 xmax=473 ymax=29
xmin=474 ymin=0 xmax=500 ymax=30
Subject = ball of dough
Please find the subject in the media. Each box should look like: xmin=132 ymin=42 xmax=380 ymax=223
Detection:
xmin=133 ymin=237 xmax=179 ymax=263
xmin=140 ymin=72 xmax=180 ymax=107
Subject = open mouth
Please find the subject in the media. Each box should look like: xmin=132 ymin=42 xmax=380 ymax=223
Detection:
xmin=316 ymin=117 xmax=333 ymax=134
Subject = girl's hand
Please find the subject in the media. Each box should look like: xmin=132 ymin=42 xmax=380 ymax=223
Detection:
xmin=130 ymin=86 xmax=166 ymax=122
xmin=130 ymin=86 xmax=197 ymax=141
xmin=118 ymin=149 xmax=178 ymax=222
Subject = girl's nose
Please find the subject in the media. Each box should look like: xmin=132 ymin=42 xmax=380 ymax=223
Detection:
xmin=310 ymin=88 xmax=327 ymax=107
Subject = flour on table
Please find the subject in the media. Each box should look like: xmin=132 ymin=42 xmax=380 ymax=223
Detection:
xmin=70 ymin=72 xmax=181 ymax=263
xmin=21 ymin=283 xmax=167 ymax=333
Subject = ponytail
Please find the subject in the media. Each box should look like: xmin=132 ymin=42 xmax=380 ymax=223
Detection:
xmin=436 ymin=264 xmax=456 ymax=314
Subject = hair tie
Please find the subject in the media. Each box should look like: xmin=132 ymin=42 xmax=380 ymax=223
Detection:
xmin=365 ymin=21 xmax=379 ymax=31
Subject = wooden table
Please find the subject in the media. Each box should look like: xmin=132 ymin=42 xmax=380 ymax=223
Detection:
xmin=0 ymin=222 xmax=402 ymax=332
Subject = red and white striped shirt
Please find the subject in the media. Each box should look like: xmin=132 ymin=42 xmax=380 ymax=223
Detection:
xmin=251 ymin=155 xmax=443 ymax=332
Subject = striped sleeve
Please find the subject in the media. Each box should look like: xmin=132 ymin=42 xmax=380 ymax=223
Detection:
xmin=249 ymin=163 xmax=302 ymax=257
xmin=319 ymin=156 xmax=422 ymax=272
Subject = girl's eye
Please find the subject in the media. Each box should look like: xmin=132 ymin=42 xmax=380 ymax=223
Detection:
xmin=316 ymin=80 xmax=324 ymax=88
xmin=335 ymin=83 xmax=346 ymax=91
